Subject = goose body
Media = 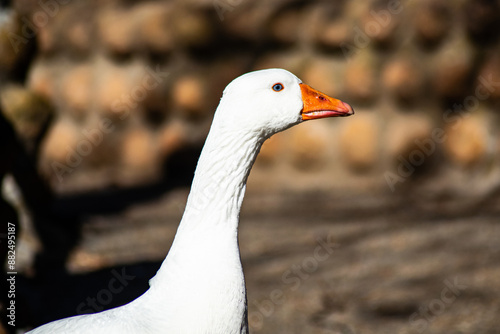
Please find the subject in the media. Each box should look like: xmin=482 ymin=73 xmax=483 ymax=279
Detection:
xmin=28 ymin=69 xmax=353 ymax=334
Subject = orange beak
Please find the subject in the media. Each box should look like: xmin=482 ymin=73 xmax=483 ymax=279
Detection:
xmin=300 ymin=83 xmax=354 ymax=121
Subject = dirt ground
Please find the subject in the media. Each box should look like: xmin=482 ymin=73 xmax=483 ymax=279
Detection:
xmin=240 ymin=192 xmax=500 ymax=334
xmin=15 ymin=188 xmax=500 ymax=333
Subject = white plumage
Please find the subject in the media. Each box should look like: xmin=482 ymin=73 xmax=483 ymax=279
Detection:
xmin=28 ymin=68 xmax=353 ymax=334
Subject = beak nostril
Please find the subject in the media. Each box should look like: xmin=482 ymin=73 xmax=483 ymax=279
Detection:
xmin=318 ymin=95 xmax=327 ymax=101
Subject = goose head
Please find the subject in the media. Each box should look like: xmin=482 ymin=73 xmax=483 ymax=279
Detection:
xmin=213 ymin=68 xmax=354 ymax=138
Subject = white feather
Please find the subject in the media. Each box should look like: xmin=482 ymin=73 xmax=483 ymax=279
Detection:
xmin=28 ymin=69 xmax=305 ymax=334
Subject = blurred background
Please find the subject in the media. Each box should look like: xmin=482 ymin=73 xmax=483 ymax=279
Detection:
xmin=1 ymin=0 xmax=500 ymax=333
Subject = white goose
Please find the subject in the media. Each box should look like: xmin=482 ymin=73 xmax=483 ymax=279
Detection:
xmin=28 ymin=68 xmax=354 ymax=334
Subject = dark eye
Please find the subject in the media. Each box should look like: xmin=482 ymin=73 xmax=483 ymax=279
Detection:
xmin=272 ymin=83 xmax=284 ymax=92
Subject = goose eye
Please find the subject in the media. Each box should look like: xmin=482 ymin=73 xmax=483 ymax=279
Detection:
xmin=272 ymin=83 xmax=284 ymax=92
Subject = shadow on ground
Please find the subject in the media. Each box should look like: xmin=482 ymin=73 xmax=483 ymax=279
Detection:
xmin=16 ymin=187 xmax=500 ymax=333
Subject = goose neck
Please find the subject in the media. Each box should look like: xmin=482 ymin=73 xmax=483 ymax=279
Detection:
xmin=182 ymin=126 xmax=264 ymax=229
